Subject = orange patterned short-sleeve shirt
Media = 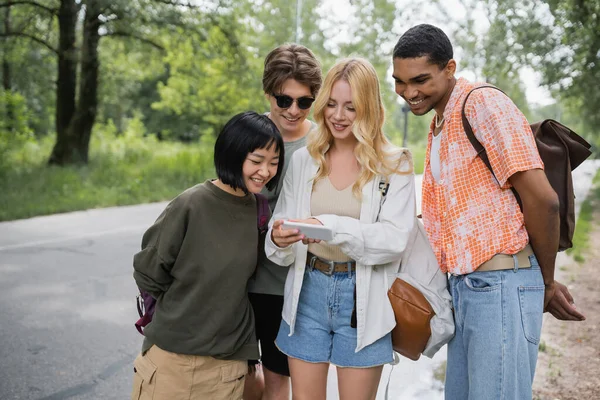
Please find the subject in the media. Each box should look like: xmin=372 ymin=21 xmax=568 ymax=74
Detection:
xmin=422 ymin=78 xmax=543 ymax=275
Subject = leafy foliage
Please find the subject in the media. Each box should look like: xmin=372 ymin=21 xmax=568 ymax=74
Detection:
xmin=0 ymin=90 xmax=35 ymax=167
xmin=0 ymin=0 xmax=595 ymax=218
xmin=0 ymin=116 xmax=214 ymax=221
xmin=447 ymin=0 xmax=599 ymax=139
xmin=539 ymin=0 xmax=600 ymax=132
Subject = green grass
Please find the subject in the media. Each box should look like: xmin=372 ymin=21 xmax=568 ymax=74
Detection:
xmin=566 ymin=169 xmax=600 ymax=262
xmin=0 ymin=118 xmax=428 ymax=222
xmin=0 ymin=126 xmax=214 ymax=221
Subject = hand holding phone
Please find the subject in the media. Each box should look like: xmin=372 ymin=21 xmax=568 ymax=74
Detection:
xmin=281 ymin=220 xmax=333 ymax=241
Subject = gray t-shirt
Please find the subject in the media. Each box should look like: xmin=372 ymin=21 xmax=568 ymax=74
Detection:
xmin=248 ymin=122 xmax=316 ymax=296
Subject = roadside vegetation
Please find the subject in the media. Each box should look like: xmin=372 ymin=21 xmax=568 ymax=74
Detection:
xmin=1 ymin=0 xmax=595 ymax=221
xmin=0 ymin=118 xmax=423 ymax=222
xmin=566 ymin=170 xmax=600 ymax=263
xmin=0 ymin=118 xmax=214 ymax=221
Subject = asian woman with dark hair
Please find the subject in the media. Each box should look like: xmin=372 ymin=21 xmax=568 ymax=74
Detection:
xmin=131 ymin=111 xmax=284 ymax=400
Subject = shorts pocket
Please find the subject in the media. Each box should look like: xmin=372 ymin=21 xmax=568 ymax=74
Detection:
xmin=214 ymin=361 xmax=248 ymax=400
xmin=132 ymin=353 xmax=157 ymax=400
xmin=463 ymin=274 xmax=501 ymax=292
xmin=131 ymin=372 xmax=142 ymax=400
xmin=216 ymin=360 xmax=246 ymax=400
xmin=220 ymin=360 xmax=246 ymax=383
xmin=518 ymin=285 xmax=544 ymax=345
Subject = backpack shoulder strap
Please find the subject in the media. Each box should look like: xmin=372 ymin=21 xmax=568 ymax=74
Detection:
xmin=460 ymin=85 xmax=504 ymax=176
xmin=254 ymin=193 xmax=269 ymax=234
xmin=461 ymin=85 xmax=521 ymax=204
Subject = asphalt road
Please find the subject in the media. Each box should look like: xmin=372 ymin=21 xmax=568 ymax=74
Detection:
xmin=0 ymin=172 xmax=424 ymax=400
xmin=0 ymin=203 xmax=168 ymax=400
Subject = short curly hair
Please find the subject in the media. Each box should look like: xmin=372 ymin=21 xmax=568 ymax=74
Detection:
xmin=393 ymin=24 xmax=453 ymax=69
xmin=262 ymin=44 xmax=322 ymax=97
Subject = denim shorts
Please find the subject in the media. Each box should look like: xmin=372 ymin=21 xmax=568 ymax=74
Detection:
xmin=275 ymin=267 xmax=393 ymax=368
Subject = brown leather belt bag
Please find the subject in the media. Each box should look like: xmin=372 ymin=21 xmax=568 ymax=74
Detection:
xmin=388 ymin=279 xmax=434 ymax=361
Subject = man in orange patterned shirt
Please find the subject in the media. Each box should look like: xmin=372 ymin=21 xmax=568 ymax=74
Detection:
xmin=392 ymin=24 xmax=585 ymax=399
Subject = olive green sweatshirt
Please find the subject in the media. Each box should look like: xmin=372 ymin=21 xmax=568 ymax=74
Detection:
xmin=133 ymin=180 xmax=260 ymax=360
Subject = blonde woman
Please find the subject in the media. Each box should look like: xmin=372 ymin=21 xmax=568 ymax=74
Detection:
xmin=266 ymin=58 xmax=416 ymax=400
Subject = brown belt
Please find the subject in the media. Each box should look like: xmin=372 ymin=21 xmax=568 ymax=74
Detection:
xmin=476 ymin=244 xmax=534 ymax=272
xmin=307 ymin=252 xmax=356 ymax=276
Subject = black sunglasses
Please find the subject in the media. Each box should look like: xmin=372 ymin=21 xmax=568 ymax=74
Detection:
xmin=273 ymin=94 xmax=315 ymax=110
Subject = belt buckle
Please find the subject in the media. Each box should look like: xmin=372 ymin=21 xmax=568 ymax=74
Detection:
xmin=324 ymin=260 xmax=336 ymax=276
xmin=308 ymin=255 xmax=317 ymax=271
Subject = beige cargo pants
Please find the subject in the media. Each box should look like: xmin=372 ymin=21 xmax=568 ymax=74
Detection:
xmin=131 ymin=345 xmax=247 ymax=400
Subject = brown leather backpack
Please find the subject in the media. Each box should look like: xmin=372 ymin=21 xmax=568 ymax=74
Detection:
xmin=462 ymin=86 xmax=592 ymax=251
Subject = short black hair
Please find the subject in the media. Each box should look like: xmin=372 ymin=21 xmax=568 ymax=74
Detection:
xmin=393 ymin=24 xmax=453 ymax=68
xmin=214 ymin=111 xmax=284 ymax=194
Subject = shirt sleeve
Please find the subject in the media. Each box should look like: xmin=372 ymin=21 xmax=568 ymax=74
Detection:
xmin=132 ymin=196 xmax=189 ymax=297
xmin=265 ymin=151 xmax=298 ymax=267
xmin=464 ymin=88 xmax=544 ymax=188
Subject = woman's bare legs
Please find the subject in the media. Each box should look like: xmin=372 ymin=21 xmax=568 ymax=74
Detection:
xmin=336 ymin=365 xmax=384 ymax=400
xmin=288 ymin=358 xmax=329 ymax=400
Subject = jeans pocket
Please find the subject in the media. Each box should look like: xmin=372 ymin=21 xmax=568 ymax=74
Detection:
xmin=528 ymin=254 xmax=542 ymax=271
xmin=518 ymin=285 xmax=544 ymax=345
xmin=463 ymin=274 xmax=501 ymax=292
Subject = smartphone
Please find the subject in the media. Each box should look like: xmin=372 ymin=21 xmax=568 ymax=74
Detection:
xmin=281 ymin=221 xmax=333 ymax=241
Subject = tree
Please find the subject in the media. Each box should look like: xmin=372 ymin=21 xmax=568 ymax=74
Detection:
xmin=150 ymin=22 xmax=256 ymax=141
xmin=0 ymin=0 xmax=242 ymax=165
xmin=2 ymin=3 xmax=13 ymax=131
xmin=0 ymin=1 xmax=58 ymax=137
xmin=533 ymin=0 xmax=600 ymax=133
xmin=446 ymin=0 xmax=600 ymax=136
xmin=441 ymin=0 xmax=535 ymax=116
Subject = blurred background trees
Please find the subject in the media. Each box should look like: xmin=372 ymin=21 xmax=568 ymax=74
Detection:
xmin=446 ymin=0 xmax=599 ymax=146
xmin=0 ymin=0 xmax=597 ymax=166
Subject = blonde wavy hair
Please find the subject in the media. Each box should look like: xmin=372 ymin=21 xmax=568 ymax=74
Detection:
xmin=308 ymin=58 xmax=412 ymax=197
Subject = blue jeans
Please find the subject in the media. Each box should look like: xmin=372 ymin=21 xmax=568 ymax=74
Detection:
xmin=445 ymin=254 xmax=544 ymax=400
xmin=275 ymin=268 xmax=393 ymax=368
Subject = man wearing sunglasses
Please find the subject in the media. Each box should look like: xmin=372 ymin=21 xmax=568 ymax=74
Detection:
xmin=272 ymin=94 xmax=316 ymax=111
xmin=245 ymin=44 xmax=322 ymax=400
